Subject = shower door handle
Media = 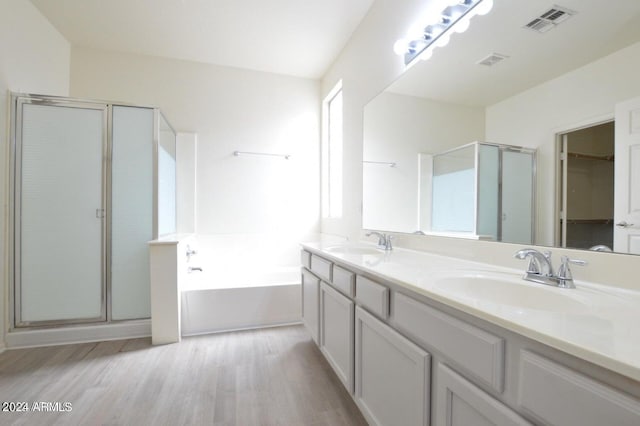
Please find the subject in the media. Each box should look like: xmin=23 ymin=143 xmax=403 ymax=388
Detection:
xmin=96 ymin=209 xmax=105 ymax=219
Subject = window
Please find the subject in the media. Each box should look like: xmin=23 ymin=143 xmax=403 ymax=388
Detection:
xmin=322 ymin=81 xmax=343 ymax=218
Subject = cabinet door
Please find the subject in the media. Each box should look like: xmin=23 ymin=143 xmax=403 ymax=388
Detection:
xmin=320 ymin=282 xmax=354 ymax=393
xmin=518 ymin=351 xmax=640 ymax=426
xmin=302 ymin=269 xmax=320 ymax=344
xmin=355 ymin=306 xmax=430 ymax=426
xmin=435 ymin=364 xmax=531 ymax=426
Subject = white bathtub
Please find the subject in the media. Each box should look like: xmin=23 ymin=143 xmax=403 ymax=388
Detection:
xmin=180 ymin=249 xmax=301 ymax=336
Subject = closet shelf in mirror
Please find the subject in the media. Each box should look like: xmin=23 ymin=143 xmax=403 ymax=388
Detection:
xmin=567 ymin=152 xmax=614 ymax=162
xmin=565 ymin=219 xmax=613 ymax=225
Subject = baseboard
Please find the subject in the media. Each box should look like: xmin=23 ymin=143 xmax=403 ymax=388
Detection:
xmin=5 ymin=320 xmax=151 ymax=349
xmin=181 ymin=320 xmax=303 ymax=337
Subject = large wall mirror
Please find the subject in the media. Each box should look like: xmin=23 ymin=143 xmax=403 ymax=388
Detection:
xmin=363 ymin=0 xmax=640 ymax=254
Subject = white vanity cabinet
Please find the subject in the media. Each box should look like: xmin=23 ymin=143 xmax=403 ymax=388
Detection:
xmin=355 ymin=306 xmax=431 ymax=426
xmin=301 ymin=268 xmax=320 ymax=344
xmin=299 ymin=248 xmax=640 ymax=426
xmin=319 ymin=282 xmax=354 ymax=392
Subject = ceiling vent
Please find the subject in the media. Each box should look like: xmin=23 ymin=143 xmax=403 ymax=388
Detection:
xmin=477 ymin=53 xmax=509 ymax=67
xmin=524 ymin=5 xmax=576 ymax=33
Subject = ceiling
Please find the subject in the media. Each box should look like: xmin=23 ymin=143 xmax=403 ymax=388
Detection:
xmin=30 ymin=0 xmax=374 ymax=79
xmin=387 ymin=0 xmax=640 ymax=106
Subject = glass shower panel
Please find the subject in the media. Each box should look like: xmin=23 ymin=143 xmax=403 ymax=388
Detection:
xmin=158 ymin=114 xmax=177 ymax=236
xmin=19 ymin=103 xmax=105 ymax=323
xmin=111 ymin=106 xmax=154 ymax=320
xmin=432 ymin=145 xmax=476 ymax=232
xmin=477 ymin=145 xmax=499 ymax=239
xmin=418 ymin=153 xmax=433 ymax=231
xmin=502 ymin=150 xmax=534 ymax=244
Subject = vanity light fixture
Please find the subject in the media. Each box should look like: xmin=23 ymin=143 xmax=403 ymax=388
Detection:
xmin=394 ymin=0 xmax=494 ymax=66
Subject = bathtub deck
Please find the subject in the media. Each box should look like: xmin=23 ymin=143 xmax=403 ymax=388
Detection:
xmin=0 ymin=325 xmax=367 ymax=425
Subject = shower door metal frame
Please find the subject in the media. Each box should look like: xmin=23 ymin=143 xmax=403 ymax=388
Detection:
xmin=9 ymin=93 xmax=110 ymax=328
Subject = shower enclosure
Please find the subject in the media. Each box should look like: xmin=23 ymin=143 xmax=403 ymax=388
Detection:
xmin=9 ymin=93 xmax=176 ymax=328
xmin=429 ymin=141 xmax=536 ymax=243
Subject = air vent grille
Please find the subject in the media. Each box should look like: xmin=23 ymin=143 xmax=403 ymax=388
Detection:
xmin=477 ymin=53 xmax=509 ymax=67
xmin=525 ymin=5 xmax=576 ymax=33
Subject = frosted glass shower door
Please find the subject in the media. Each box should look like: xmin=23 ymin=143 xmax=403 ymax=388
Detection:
xmin=18 ymin=102 xmax=106 ymax=324
xmin=111 ymin=106 xmax=154 ymax=320
xmin=502 ymin=151 xmax=534 ymax=244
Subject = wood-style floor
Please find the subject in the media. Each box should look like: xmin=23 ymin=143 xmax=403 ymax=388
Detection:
xmin=0 ymin=325 xmax=367 ymax=426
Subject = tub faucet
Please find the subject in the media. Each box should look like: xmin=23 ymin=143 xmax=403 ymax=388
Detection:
xmin=186 ymin=245 xmax=197 ymax=260
xmin=366 ymin=231 xmax=393 ymax=251
xmin=514 ymin=248 xmax=586 ymax=289
xmin=188 ymin=266 xmax=203 ymax=273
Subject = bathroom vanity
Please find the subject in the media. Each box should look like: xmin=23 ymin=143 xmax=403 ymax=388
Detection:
xmin=300 ymin=243 xmax=640 ymax=426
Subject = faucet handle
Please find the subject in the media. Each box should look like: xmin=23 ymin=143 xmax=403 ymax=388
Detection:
xmin=385 ymin=235 xmax=393 ymax=251
xmin=557 ymin=256 xmax=587 ymax=288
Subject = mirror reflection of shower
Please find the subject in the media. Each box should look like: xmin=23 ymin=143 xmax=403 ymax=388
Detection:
xmin=420 ymin=141 xmax=536 ymax=243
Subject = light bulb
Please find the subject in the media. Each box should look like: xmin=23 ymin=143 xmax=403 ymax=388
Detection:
xmin=429 ymin=24 xmax=445 ymax=39
xmin=475 ymin=0 xmax=493 ymax=15
xmin=434 ymin=0 xmax=452 ymax=10
xmin=419 ymin=48 xmax=433 ymax=61
xmin=435 ymin=33 xmax=450 ymax=47
xmin=393 ymin=39 xmax=408 ymax=56
xmin=453 ymin=16 xmax=471 ymax=33
xmin=424 ymin=8 xmax=444 ymax=26
xmin=407 ymin=23 xmax=426 ymax=41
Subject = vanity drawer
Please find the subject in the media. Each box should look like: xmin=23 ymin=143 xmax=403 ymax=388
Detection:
xmin=355 ymin=276 xmax=389 ymax=319
xmin=310 ymin=254 xmax=332 ymax=281
xmin=331 ymin=265 xmax=355 ymax=297
xmin=518 ymin=351 xmax=640 ymax=426
xmin=300 ymin=250 xmax=311 ymax=269
xmin=393 ymin=292 xmax=504 ymax=393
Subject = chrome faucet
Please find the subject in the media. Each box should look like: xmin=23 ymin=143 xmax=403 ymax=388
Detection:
xmin=514 ymin=248 xmax=554 ymax=277
xmin=366 ymin=231 xmax=393 ymax=251
xmin=514 ymin=248 xmax=586 ymax=289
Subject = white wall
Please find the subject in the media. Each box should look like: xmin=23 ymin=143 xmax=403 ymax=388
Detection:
xmin=176 ymin=133 xmax=197 ymax=233
xmin=0 ymin=0 xmax=71 ymax=349
xmin=363 ymin=91 xmax=484 ymax=233
xmin=486 ymin=41 xmax=640 ymax=246
xmin=71 ymin=48 xmax=320 ymax=266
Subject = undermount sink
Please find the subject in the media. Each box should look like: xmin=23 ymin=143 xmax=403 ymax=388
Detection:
xmin=432 ymin=271 xmax=595 ymax=313
xmin=325 ymin=245 xmax=382 ymax=255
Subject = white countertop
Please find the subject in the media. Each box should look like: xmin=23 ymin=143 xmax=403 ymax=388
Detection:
xmin=148 ymin=233 xmax=195 ymax=245
xmin=301 ymin=241 xmax=640 ymax=382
